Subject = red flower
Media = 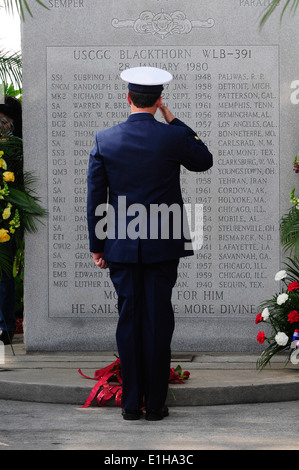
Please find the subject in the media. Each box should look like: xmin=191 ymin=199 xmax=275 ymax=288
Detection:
xmin=169 ymin=367 xmax=190 ymax=383
xmin=255 ymin=313 xmax=263 ymax=324
xmin=288 ymin=310 xmax=299 ymax=323
xmin=257 ymin=331 xmax=265 ymax=344
xmin=287 ymin=281 xmax=299 ymax=292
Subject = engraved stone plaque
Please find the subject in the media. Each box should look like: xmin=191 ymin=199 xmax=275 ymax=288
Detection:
xmin=22 ymin=1 xmax=298 ymax=351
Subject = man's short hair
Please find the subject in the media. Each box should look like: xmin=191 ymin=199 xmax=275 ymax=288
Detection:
xmin=129 ymin=90 xmax=161 ymax=108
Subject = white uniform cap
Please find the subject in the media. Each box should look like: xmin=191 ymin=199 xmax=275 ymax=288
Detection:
xmin=120 ymin=66 xmax=173 ymax=93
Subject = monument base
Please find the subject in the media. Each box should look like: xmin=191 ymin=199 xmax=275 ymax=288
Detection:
xmin=23 ymin=316 xmax=261 ymax=353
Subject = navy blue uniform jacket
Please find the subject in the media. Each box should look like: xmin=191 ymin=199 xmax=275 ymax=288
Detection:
xmin=87 ymin=113 xmax=213 ymax=263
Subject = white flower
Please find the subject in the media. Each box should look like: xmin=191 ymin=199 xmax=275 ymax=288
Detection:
xmin=275 ymin=332 xmax=289 ymax=346
xmin=275 ymin=270 xmax=287 ymax=281
xmin=277 ymin=293 xmax=289 ymax=305
xmin=261 ymin=308 xmax=270 ymax=320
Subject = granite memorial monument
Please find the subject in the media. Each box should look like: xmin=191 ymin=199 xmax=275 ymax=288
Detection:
xmin=21 ymin=0 xmax=298 ymax=351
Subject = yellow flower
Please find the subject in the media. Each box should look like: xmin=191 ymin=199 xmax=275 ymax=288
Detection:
xmin=3 ymin=171 xmax=15 ymax=183
xmin=2 ymin=207 xmax=11 ymax=220
xmin=0 ymin=228 xmax=10 ymax=243
xmin=0 ymin=158 xmax=7 ymax=170
xmin=0 ymin=151 xmax=4 ymax=157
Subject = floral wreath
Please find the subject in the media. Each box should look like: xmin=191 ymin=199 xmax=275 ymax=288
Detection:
xmin=255 ymin=262 xmax=299 ymax=369
xmin=0 ymin=146 xmax=45 ymax=276
xmin=0 ymin=151 xmax=20 ymax=244
xmin=255 ymin=157 xmax=299 ymax=370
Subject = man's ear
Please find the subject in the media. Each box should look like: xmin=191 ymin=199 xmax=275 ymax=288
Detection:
xmin=154 ymin=96 xmax=162 ymax=111
xmin=127 ymin=92 xmax=132 ymax=105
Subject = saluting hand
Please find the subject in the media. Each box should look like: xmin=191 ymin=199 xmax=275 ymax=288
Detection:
xmin=158 ymin=102 xmax=175 ymax=124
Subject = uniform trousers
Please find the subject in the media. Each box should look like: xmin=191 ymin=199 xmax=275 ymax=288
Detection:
xmin=108 ymin=258 xmax=179 ymax=410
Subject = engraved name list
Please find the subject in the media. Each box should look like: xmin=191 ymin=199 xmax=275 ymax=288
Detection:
xmin=47 ymin=44 xmax=279 ymax=318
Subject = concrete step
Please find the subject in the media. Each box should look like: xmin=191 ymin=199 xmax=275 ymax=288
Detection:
xmin=1 ymin=337 xmax=299 ymax=407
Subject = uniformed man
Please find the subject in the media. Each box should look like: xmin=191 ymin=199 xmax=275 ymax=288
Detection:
xmin=87 ymin=67 xmax=213 ymax=421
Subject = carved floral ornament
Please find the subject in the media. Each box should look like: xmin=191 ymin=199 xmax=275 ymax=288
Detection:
xmin=111 ymin=9 xmax=215 ymax=39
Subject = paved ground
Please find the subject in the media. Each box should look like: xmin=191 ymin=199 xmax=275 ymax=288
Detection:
xmin=1 ymin=337 xmax=299 ymax=451
xmin=0 ymin=399 xmax=298 ymax=450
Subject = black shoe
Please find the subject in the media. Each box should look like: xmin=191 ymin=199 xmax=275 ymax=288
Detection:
xmin=0 ymin=330 xmax=14 ymax=345
xmin=121 ymin=409 xmax=143 ymax=421
xmin=145 ymin=406 xmax=169 ymax=421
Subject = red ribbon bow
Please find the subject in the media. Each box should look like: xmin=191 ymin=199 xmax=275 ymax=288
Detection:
xmin=78 ymin=359 xmax=190 ymax=408
xmin=78 ymin=357 xmax=122 ymax=408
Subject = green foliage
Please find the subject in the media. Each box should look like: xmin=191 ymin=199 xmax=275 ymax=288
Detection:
xmin=260 ymin=0 xmax=299 ymax=27
xmin=0 ymin=51 xmax=22 ymax=89
xmin=280 ymin=205 xmax=299 ymax=258
xmin=0 ymin=138 xmax=46 ymax=277
xmin=256 ymin=154 xmax=299 ymax=370
xmin=13 ymin=239 xmax=24 ymax=315
xmin=4 ymin=83 xmax=22 ymax=100
xmin=280 ymin=160 xmax=299 ymax=257
xmin=2 ymin=0 xmax=49 ymax=20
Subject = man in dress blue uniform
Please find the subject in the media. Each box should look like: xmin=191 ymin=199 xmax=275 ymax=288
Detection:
xmin=87 ymin=67 xmax=213 ymax=420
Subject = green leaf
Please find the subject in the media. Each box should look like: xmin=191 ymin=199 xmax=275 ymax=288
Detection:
xmin=3 ymin=0 xmax=49 ymax=20
xmin=0 ymin=50 xmax=22 ymax=89
xmin=174 ymin=365 xmax=182 ymax=375
xmin=260 ymin=0 xmax=299 ymax=27
xmin=280 ymin=206 xmax=299 ymax=257
xmin=7 ymin=187 xmax=45 ymax=215
xmin=284 ymin=257 xmax=299 ymax=281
